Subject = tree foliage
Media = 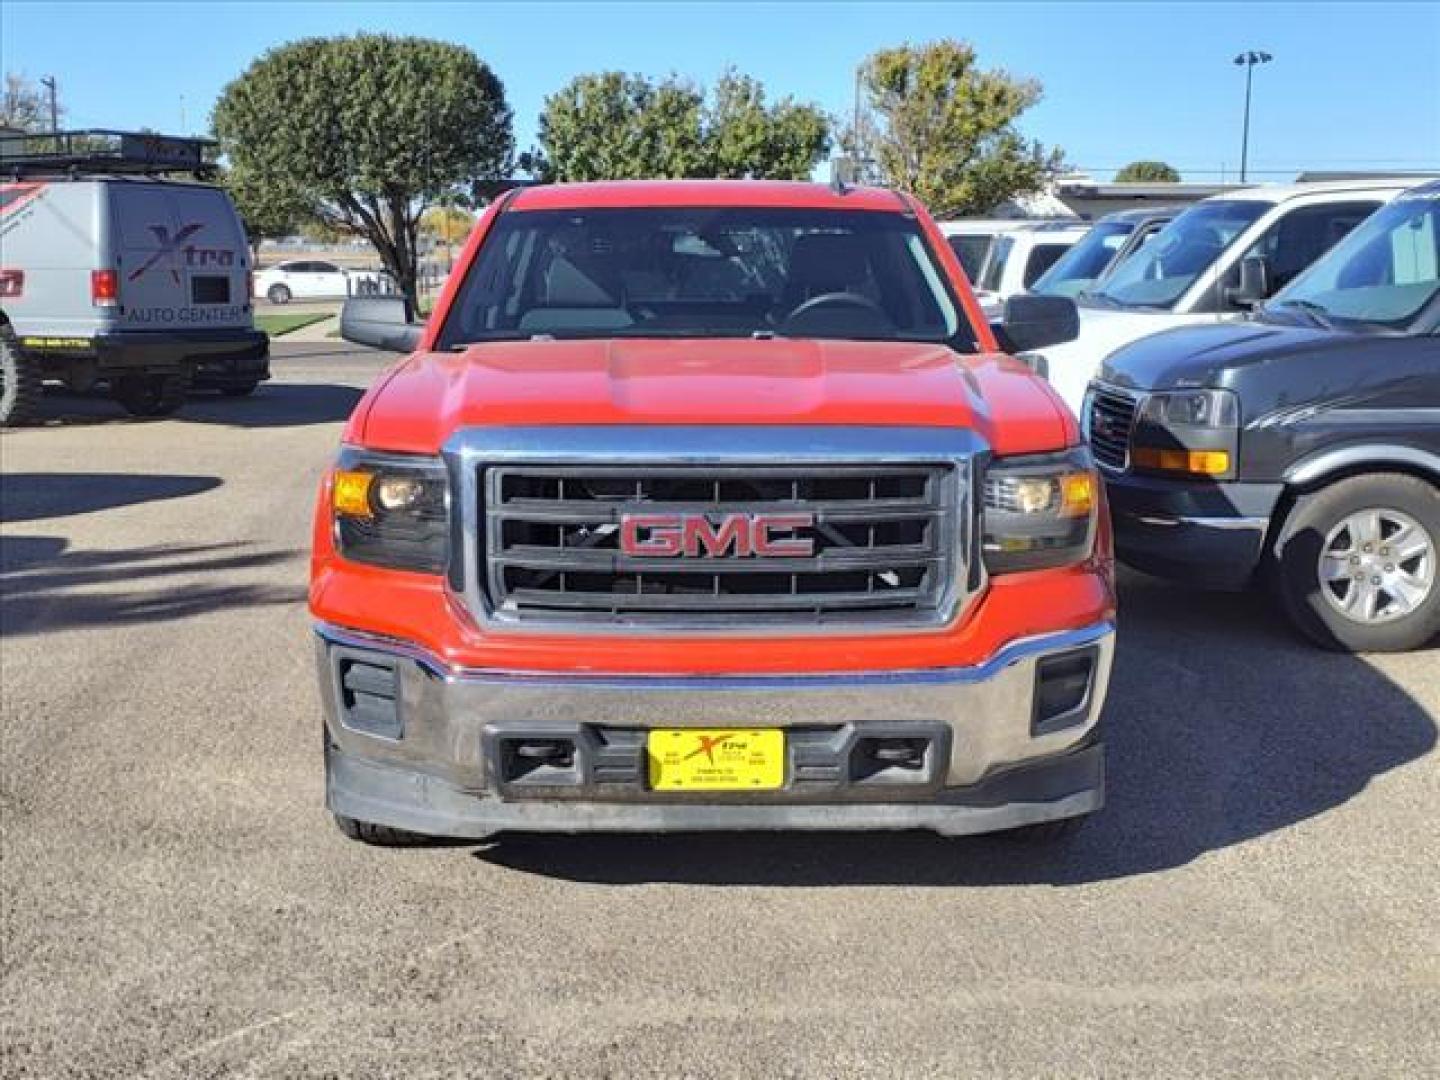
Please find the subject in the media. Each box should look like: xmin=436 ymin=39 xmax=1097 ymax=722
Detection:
xmin=213 ymin=34 xmax=512 ymax=306
xmin=847 ymin=40 xmax=1061 ymax=218
xmin=533 ymin=69 xmax=829 ymax=182
xmin=420 ymin=205 xmax=476 ymax=244
xmin=1114 ymin=160 xmax=1181 ymax=182
xmin=1 ymin=72 xmax=58 ymax=132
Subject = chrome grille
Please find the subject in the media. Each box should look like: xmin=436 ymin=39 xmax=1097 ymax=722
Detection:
xmin=1088 ymin=385 xmax=1140 ymax=470
xmin=481 ymin=464 xmax=957 ymax=627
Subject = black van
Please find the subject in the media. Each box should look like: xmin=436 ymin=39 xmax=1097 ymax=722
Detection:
xmin=1085 ymin=180 xmax=1440 ymax=652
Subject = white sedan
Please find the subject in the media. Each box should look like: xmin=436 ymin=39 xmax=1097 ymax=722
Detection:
xmin=254 ymin=260 xmax=388 ymax=304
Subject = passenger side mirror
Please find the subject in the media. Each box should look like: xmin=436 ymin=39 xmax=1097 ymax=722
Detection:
xmin=339 ymin=296 xmax=423 ymax=353
xmin=991 ymin=294 xmax=1079 ymax=354
xmin=1225 ymin=254 xmax=1271 ymax=308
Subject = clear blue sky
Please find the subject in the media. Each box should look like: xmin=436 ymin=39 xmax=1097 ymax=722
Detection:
xmin=4 ymin=1 xmax=1437 ymax=181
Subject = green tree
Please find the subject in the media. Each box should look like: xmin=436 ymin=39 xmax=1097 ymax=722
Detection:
xmin=1114 ymin=160 xmax=1181 ymax=182
xmin=533 ymin=72 xmax=707 ymax=182
xmin=213 ymin=34 xmax=513 ymax=307
xmin=534 ymin=69 xmax=829 ymax=182
xmin=705 ymin=70 xmax=830 ymax=180
xmin=848 ymin=40 xmax=1062 ymax=217
xmin=420 ymin=204 xmax=475 ymax=244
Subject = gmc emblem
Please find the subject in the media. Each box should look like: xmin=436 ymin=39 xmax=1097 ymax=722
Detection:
xmin=619 ymin=512 xmax=816 ymax=558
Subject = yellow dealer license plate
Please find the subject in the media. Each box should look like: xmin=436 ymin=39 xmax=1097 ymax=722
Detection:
xmin=647 ymin=729 xmax=785 ymax=792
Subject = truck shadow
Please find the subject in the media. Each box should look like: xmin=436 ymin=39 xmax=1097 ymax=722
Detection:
xmin=475 ymin=570 xmax=1436 ymax=886
xmin=20 ymin=382 xmax=365 ymax=429
xmin=1 ymin=472 xmax=222 ymax=524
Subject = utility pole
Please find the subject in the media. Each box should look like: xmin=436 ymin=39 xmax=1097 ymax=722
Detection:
xmin=39 ymin=76 xmax=58 ymax=132
xmin=1233 ymin=51 xmax=1273 ymax=183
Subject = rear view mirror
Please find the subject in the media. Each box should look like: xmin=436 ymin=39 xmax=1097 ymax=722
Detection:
xmin=1225 ymin=255 xmax=1271 ymax=308
xmin=340 ymin=296 xmax=423 ymax=353
xmin=991 ymin=294 xmax=1079 ymax=354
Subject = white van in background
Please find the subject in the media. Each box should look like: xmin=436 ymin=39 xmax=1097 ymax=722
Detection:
xmin=936 ymin=219 xmax=1033 ymax=283
xmin=1022 ymin=179 xmax=1427 ymax=413
xmin=0 ymin=130 xmax=269 ymax=425
xmin=970 ymin=222 xmax=1090 ymax=319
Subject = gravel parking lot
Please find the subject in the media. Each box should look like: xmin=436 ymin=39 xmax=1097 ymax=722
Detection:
xmin=2 ymin=341 xmax=1437 ymax=1078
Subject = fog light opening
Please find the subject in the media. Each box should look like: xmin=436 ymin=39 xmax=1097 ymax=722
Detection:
xmin=850 ymin=736 xmax=933 ymax=784
xmin=1032 ymin=648 xmax=1098 ymax=735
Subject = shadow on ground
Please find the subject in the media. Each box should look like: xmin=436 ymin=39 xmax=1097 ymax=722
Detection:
xmin=0 ymin=537 xmax=304 ymax=637
xmin=0 ymin=473 xmax=223 ymax=524
xmin=475 ymin=570 xmax=1436 ymax=886
xmin=14 ymin=381 xmax=365 ymax=429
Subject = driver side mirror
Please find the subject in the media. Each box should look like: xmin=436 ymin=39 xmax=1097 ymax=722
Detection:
xmin=339 ymin=296 xmax=424 ymax=353
xmin=991 ymin=294 xmax=1079 ymax=354
xmin=1224 ymin=254 xmax=1271 ymax=308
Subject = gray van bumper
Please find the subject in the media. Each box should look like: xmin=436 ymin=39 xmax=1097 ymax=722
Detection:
xmin=317 ymin=620 xmax=1113 ymax=839
xmin=92 ymin=328 xmax=270 ymax=378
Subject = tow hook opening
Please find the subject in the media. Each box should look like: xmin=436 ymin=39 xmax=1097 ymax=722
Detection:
xmin=500 ymin=737 xmax=580 ymax=785
xmin=850 ymin=736 xmax=934 ymax=785
xmin=1032 ymin=647 xmax=1099 ymax=735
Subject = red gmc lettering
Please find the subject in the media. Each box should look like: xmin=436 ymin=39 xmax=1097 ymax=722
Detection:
xmin=620 ymin=513 xmax=815 ymax=558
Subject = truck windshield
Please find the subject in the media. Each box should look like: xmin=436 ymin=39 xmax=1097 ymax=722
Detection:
xmin=1262 ymin=190 xmax=1440 ymax=332
xmin=437 ymin=207 xmax=971 ymax=349
xmin=1032 ymin=220 xmax=1134 ymax=298
xmin=1089 ymin=200 xmax=1268 ymax=309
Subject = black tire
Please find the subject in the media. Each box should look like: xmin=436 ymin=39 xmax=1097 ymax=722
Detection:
xmin=1274 ymin=473 xmax=1440 ymax=653
xmin=220 ymin=381 xmax=260 ymax=397
xmin=0 ymin=327 xmax=42 ymax=427
xmin=113 ymin=372 xmax=191 ymax=418
xmin=332 ymin=812 xmax=432 ymax=847
xmin=267 ymin=284 xmax=291 ymax=305
xmin=997 ymin=814 xmax=1088 ymax=843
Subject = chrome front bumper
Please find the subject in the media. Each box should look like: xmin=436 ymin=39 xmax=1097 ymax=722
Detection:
xmin=316 ymin=620 xmax=1114 ymax=837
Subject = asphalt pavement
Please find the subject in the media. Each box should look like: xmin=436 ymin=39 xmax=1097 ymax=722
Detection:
xmin=2 ymin=341 xmax=1437 ymax=1078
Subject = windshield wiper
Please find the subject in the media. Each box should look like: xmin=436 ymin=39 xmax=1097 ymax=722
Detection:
xmin=1265 ymin=298 xmax=1333 ymax=330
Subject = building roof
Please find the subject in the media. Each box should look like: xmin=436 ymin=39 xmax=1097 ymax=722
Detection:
xmin=508 ymin=179 xmax=909 ymax=213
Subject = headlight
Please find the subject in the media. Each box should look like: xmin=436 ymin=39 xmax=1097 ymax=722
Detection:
xmin=983 ymin=450 xmax=1099 ymax=573
xmin=1131 ymin=388 xmax=1239 ymax=478
xmin=331 ymin=447 xmax=449 ymax=573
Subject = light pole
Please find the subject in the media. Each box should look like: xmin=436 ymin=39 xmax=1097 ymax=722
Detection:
xmin=1233 ymin=50 xmax=1273 ymax=183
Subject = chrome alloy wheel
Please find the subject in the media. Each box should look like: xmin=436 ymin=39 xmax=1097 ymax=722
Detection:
xmin=1319 ymin=508 xmax=1436 ymax=625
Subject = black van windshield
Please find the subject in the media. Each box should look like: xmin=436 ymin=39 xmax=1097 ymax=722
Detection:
xmin=1262 ymin=191 xmax=1440 ymax=332
xmin=436 ymin=207 xmax=972 ymax=350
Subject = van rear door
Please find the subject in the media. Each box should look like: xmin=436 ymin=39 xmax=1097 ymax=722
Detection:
xmin=111 ymin=183 xmax=251 ymax=332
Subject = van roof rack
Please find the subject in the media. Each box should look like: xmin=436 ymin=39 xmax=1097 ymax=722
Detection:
xmin=0 ymin=129 xmax=219 ymax=179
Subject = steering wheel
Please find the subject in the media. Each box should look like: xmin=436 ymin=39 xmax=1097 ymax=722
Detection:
xmin=780 ymin=291 xmax=887 ymax=330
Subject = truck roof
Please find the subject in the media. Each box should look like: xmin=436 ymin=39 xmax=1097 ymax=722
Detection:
xmin=508 ymin=180 xmax=910 ymax=213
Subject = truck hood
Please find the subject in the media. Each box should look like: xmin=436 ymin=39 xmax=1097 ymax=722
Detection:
xmin=351 ymin=337 xmax=1075 ymax=456
xmin=1098 ymin=321 xmax=1353 ymax=391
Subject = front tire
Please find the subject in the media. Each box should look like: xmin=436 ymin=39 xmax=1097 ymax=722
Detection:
xmin=332 ymin=813 xmax=432 ymax=847
xmin=0 ymin=328 xmax=42 ymax=427
xmin=113 ymin=373 xmax=191 ymax=418
xmin=1275 ymin=473 xmax=1440 ymax=652
xmin=267 ymin=284 xmax=292 ymax=305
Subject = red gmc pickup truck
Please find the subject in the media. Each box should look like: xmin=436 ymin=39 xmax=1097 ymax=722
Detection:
xmin=313 ymin=180 xmax=1115 ymax=845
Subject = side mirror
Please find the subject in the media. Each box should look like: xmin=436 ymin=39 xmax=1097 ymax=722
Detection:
xmin=339 ymin=296 xmax=423 ymax=353
xmin=991 ymin=294 xmax=1079 ymax=354
xmin=1225 ymin=254 xmax=1271 ymax=308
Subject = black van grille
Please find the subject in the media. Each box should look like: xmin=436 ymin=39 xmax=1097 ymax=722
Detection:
xmin=480 ymin=465 xmax=956 ymax=627
xmin=1088 ymin=386 xmax=1140 ymax=471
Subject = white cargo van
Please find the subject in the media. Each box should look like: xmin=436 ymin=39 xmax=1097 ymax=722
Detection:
xmin=1021 ymin=179 xmax=1425 ymax=413
xmin=0 ymin=130 xmax=269 ymax=425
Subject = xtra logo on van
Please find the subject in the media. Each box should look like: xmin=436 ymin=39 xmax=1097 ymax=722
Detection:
xmin=128 ymin=222 xmax=237 ymax=282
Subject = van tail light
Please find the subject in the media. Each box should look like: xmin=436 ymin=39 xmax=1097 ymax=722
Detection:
xmin=246 ymin=270 xmax=255 ymax=300
xmin=0 ymin=268 xmax=23 ymax=298
xmin=91 ymin=269 xmax=119 ymax=307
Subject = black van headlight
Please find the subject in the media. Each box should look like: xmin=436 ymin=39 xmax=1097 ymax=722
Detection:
xmin=331 ymin=447 xmax=449 ymax=574
xmin=983 ymin=450 xmax=1098 ymax=573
